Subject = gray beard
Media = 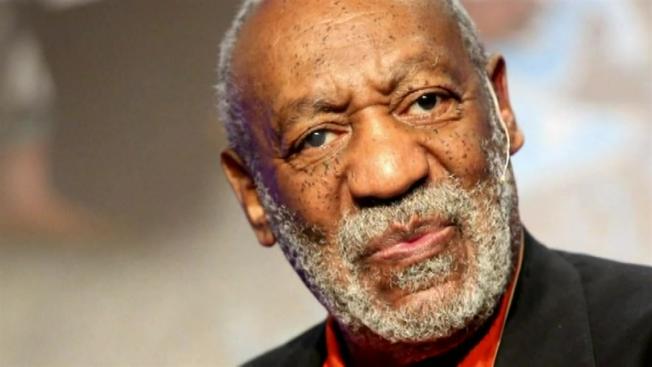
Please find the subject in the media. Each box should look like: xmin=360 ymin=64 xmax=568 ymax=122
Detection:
xmin=258 ymin=174 xmax=517 ymax=343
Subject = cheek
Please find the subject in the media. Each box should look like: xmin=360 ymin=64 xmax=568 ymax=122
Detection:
xmin=424 ymin=116 xmax=494 ymax=186
xmin=273 ymin=157 xmax=346 ymax=231
xmin=447 ymin=128 xmax=491 ymax=179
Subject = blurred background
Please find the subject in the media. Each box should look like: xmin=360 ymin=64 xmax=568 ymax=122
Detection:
xmin=0 ymin=0 xmax=649 ymax=366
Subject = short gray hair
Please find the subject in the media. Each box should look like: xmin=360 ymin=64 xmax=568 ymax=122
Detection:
xmin=215 ymin=0 xmax=488 ymax=168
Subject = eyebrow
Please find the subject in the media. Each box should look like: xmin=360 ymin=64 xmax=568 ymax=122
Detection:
xmin=389 ymin=53 xmax=443 ymax=89
xmin=277 ymin=96 xmax=348 ymax=135
xmin=277 ymin=52 xmax=446 ymax=132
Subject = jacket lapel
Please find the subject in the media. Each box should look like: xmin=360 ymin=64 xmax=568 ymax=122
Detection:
xmin=496 ymin=231 xmax=596 ymax=366
xmin=282 ymin=322 xmax=327 ymax=367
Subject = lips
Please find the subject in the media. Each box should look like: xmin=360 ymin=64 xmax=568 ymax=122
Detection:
xmin=361 ymin=219 xmax=456 ymax=265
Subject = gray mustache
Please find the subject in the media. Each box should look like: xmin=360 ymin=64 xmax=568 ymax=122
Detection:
xmin=337 ymin=179 xmax=477 ymax=263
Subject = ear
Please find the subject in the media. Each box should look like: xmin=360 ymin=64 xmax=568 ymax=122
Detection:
xmin=485 ymin=54 xmax=524 ymax=155
xmin=221 ymin=149 xmax=276 ymax=247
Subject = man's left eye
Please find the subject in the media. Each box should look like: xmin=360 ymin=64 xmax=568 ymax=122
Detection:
xmin=407 ymin=92 xmax=440 ymax=114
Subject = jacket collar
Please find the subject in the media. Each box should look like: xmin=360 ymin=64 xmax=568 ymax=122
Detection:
xmin=496 ymin=230 xmax=596 ymax=366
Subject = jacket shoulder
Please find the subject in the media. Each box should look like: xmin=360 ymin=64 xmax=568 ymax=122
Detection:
xmin=556 ymin=250 xmax=652 ymax=365
xmin=242 ymin=322 xmax=326 ymax=367
xmin=557 ymin=250 xmax=652 ymax=310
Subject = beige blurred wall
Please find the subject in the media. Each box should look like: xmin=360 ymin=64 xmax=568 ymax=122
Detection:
xmin=0 ymin=1 xmax=650 ymax=366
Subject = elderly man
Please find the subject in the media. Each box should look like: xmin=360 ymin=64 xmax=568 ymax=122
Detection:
xmin=216 ymin=0 xmax=652 ymax=366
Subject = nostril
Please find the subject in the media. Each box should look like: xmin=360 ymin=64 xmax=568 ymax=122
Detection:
xmin=355 ymin=176 xmax=428 ymax=209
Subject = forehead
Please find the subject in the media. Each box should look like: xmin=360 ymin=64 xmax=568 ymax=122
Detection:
xmin=231 ymin=0 xmax=470 ymax=124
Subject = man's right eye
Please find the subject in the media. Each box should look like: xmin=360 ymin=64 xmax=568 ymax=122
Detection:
xmin=297 ymin=129 xmax=337 ymax=151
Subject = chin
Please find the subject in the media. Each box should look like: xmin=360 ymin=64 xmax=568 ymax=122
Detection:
xmin=331 ymin=235 xmax=512 ymax=344
xmin=358 ymin=236 xmax=468 ymax=304
xmin=393 ymin=273 xmax=466 ymax=309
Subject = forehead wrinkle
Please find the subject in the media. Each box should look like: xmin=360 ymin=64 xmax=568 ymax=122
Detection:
xmin=309 ymin=10 xmax=381 ymax=29
xmin=378 ymin=52 xmax=444 ymax=93
xmin=264 ymin=6 xmax=383 ymax=52
xmin=276 ymin=49 xmax=449 ymax=130
xmin=277 ymin=94 xmax=351 ymax=134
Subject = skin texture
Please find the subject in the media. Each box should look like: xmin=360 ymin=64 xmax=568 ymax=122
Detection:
xmin=221 ymin=0 xmax=524 ymax=365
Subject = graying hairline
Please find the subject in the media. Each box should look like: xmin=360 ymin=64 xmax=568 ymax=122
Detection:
xmin=215 ymin=0 xmax=490 ymax=171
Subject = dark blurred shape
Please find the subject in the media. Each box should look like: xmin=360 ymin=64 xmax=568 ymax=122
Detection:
xmin=0 ymin=1 xmax=106 ymax=240
xmin=16 ymin=0 xmax=238 ymax=237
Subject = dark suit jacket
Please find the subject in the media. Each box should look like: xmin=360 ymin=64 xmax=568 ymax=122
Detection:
xmin=244 ymin=231 xmax=652 ymax=366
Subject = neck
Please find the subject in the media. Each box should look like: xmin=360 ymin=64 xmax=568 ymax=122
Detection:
xmin=335 ymin=320 xmax=477 ymax=367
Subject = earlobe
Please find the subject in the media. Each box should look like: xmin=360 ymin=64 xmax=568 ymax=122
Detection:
xmin=485 ymin=54 xmax=525 ymax=155
xmin=221 ymin=149 xmax=276 ymax=247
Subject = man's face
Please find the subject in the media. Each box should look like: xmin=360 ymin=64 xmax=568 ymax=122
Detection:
xmin=225 ymin=0 xmax=522 ymax=343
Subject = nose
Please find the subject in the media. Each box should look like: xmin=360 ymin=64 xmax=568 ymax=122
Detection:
xmin=345 ymin=108 xmax=430 ymax=207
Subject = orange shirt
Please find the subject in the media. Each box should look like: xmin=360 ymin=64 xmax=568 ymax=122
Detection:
xmin=323 ymin=241 xmax=524 ymax=367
